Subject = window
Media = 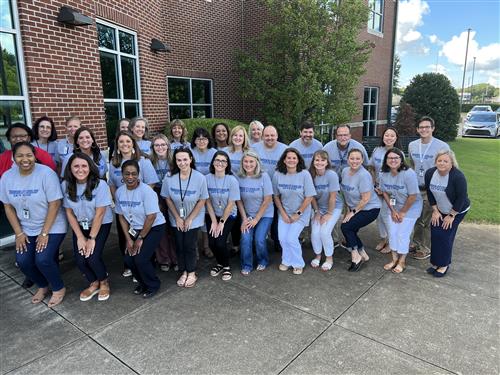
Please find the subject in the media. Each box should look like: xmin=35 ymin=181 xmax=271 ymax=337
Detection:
xmin=367 ymin=0 xmax=384 ymax=34
xmin=97 ymin=20 xmax=141 ymax=145
xmin=168 ymin=77 xmax=213 ymax=120
xmin=362 ymin=87 xmax=378 ymax=136
xmin=0 ymin=0 xmax=30 ymax=140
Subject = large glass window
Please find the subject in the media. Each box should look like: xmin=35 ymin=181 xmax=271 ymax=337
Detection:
xmin=0 ymin=0 xmax=30 ymax=143
xmin=362 ymin=87 xmax=378 ymax=136
xmin=367 ymin=0 xmax=384 ymax=34
xmin=168 ymin=77 xmax=213 ymax=120
xmin=97 ymin=20 xmax=141 ymax=145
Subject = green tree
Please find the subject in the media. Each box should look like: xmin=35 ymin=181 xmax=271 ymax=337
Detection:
xmin=236 ymin=0 xmax=372 ymax=142
xmin=402 ymin=73 xmax=460 ymax=142
xmin=392 ymin=54 xmax=402 ymax=95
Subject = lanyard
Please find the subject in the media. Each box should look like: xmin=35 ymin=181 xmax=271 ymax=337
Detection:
xmin=418 ymin=139 xmax=434 ymax=165
xmin=124 ymin=186 xmax=138 ymax=223
xmin=214 ymin=175 xmax=227 ymax=209
xmin=178 ymin=170 xmax=193 ymax=204
xmin=337 ymin=142 xmax=349 ymax=166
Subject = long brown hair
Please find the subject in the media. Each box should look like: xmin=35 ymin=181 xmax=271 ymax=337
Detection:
xmin=111 ymin=131 xmax=142 ymax=167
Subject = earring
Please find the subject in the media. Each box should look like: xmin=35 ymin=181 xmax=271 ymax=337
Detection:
xmin=117 ymin=149 xmax=121 ymax=155
xmin=132 ymin=149 xmax=135 ymax=155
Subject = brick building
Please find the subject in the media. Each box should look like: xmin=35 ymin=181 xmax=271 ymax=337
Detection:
xmin=1 ymin=0 xmax=396 ymax=147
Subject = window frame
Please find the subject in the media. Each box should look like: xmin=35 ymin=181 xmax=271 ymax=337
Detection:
xmin=362 ymin=86 xmax=379 ymax=137
xmin=96 ymin=18 xmax=142 ymax=119
xmin=167 ymin=76 xmax=213 ymax=120
xmin=367 ymin=0 xmax=384 ymax=36
xmin=0 ymin=0 xmax=31 ymax=128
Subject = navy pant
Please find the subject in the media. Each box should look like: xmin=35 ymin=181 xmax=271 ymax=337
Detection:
xmin=116 ymin=213 xmax=128 ymax=268
xmin=16 ymin=233 xmax=66 ymax=291
xmin=124 ymin=224 xmax=164 ymax=293
xmin=206 ymin=215 xmax=235 ymax=268
xmin=341 ymin=208 xmax=380 ymax=251
xmin=173 ymin=227 xmax=199 ymax=273
xmin=271 ymin=205 xmax=279 ymax=243
xmin=430 ymin=212 xmax=466 ymax=267
xmin=72 ymin=223 xmax=111 ymax=283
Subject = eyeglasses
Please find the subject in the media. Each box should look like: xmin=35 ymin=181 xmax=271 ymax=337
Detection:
xmin=195 ymin=137 xmax=209 ymax=142
xmin=214 ymin=159 xmax=228 ymax=165
xmin=11 ymin=133 xmax=29 ymax=140
xmin=154 ymin=143 xmax=168 ymax=147
xmin=123 ymin=172 xmax=139 ymax=176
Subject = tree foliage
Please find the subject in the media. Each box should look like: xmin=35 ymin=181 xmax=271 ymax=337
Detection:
xmin=394 ymin=102 xmax=416 ymax=136
xmin=402 ymin=73 xmax=460 ymax=142
xmin=392 ymin=54 xmax=402 ymax=95
xmin=236 ymin=0 xmax=372 ymax=142
xmin=460 ymin=83 xmax=499 ymax=102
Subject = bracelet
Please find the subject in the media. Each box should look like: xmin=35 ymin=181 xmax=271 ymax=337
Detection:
xmin=15 ymin=232 xmax=25 ymax=238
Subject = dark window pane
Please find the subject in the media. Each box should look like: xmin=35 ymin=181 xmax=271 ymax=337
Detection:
xmin=0 ymin=100 xmax=25 ymax=129
xmin=374 ymin=14 xmax=382 ymax=31
xmin=363 ymin=88 xmax=369 ymax=103
xmin=100 ymin=52 xmax=119 ymax=99
xmin=192 ymin=80 xmax=211 ymax=104
xmin=0 ymin=0 xmax=13 ymax=29
xmin=169 ymin=106 xmax=191 ymax=120
xmin=363 ymin=122 xmax=369 ymax=137
xmin=119 ymin=31 xmax=135 ymax=54
xmin=362 ymin=105 xmax=369 ymax=121
xmin=168 ymin=78 xmax=190 ymax=103
xmin=369 ymin=105 xmax=377 ymax=120
xmin=121 ymin=57 xmax=137 ymax=99
xmin=97 ymin=23 xmax=115 ymax=50
xmin=104 ymin=102 xmax=121 ymax=146
xmin=124 ymin=102 xmax=139 ymax=119
xmin=370 ymin=88 xmax=378 ymax=103
xmin=193 ymin=106 xmax=212 ymax=119
xmin=0 ymin=33 xmax=22 ymax=96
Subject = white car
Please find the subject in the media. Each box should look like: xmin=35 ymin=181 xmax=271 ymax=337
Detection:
xmin=462 ymin=111 xmax=499 ymax=138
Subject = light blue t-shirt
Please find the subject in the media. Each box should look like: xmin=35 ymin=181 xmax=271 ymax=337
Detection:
xmin=137 ymin=139 xmax=152 ymax=155
xmin=368 ymin=146 xmax=389 ymax=184
xmin=272 ymin=170 xmax=316 ymax=226
xmin=313 ymin=169 xmax=342 ymax=213
xmin=323 ymin=139 xmax=369 ymax=175
xmin=379 ymin=169 xmax=423 ymax=219
xmin=340 ymin=166 xmax=381 ymax=211
xmin=60 ymin=151 xmax=108 ymax=179
xmin=115 ymin=182 xmax=165 ymax=230
xmin=153 ymin=159 xmax=170 ymax=188
xmin=288 ymin=138 xmax=323 ymax=168
xmin=429 ymin=170 xmax=453 ymax=214
xmin=160 ymin=169 xmax=209 ymax=229
xmin=222 ymin=147 xmax=247 ymax=175
xmin=191 ymin=147 xmax=217 ymax=175
xmin=408 ymin=137 xmax=450 ymax=186
xmin=62 ymin=180 xmax=113 ymax=225
xmin=108 ymin=157 xmax=159 ymax=189
xmin=170 ymin=141 xmax=190 ymax=151
xmin=0 ymin=164 xmax=67 ymax=236
xmin=236 ymin=172 xmax=274 ymax=218
xmin=206 ymin=174 xmax=240 ymax=217
xmin=253 ymin=142 xmax=287 ymax=179
xmin=32 ymin=140 xmax=59 ymax=165
xmin=56 ymin=138 xmax=73 ymax=161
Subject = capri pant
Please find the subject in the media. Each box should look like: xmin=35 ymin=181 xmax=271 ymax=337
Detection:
xmin=386 ymin=216 xmax=417 ymax=255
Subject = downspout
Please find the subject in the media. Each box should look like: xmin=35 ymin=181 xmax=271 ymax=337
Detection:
xmin=387 ymin=0 xmax=399 ymax=126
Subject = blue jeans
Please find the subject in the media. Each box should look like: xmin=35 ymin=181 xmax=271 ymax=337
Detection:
xmin=16 ymin=233 xmax=66 ymax=291
xmin=341 ymin=208 xmax=380 ymax=251
xmin=240 ymin=217 xmax=273 ymax=272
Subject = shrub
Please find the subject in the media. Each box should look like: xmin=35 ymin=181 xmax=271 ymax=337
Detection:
xmin=402 ymin=73 xmax=460 ymax=142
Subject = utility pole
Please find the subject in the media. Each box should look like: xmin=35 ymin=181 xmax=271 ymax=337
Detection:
xmin=470 ymin=56 xmax=476 ymax=102
xmin=459 ymin=28 xmax=471 ymax=114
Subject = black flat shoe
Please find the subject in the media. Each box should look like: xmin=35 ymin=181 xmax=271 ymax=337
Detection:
xmin=433 ymin=267 xmax=449 ymax=278
xmin=22 ymin=278 xmax=34 ymax=289
xmin=133 ymin=285 xmax=145 ymax=295
xmin=426 ymin=267 xmax=437 ymax=275
xmin=348 ymin=260 xmax=363 ymax=272
xmin=142 ymin=289 xmax=157 ymax=298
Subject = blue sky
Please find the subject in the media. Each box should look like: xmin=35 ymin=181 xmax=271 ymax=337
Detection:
xmin=396 ymin=0 xmax=500 ymax=90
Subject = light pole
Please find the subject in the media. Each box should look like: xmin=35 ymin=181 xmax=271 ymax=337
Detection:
xmin=459 ymin=28 xmax=472 ymax=114
xmin=470 ymin=56 xmax=476 ymax=101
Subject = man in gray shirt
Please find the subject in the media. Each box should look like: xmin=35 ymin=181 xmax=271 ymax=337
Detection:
xmin=289 ymin=120 xmax=323 ymax=168
xmin=408 ymin=116 xmax=450 ymax=260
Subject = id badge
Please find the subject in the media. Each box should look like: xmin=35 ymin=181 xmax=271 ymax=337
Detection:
xmin=390 ymin=197 xmax=396 ymax=207
xmin=128 ymin=227 xmax=137 ymax=237
xmin=179 ymin=206 xmax=186 ymax=219
xmin=419 ymin=168 xmax=424 ymax=177
xmin=63 ymin=146 xmax=68 ymax=155
xmin=22 ymin=208 xmax=30 ymax=219
xmin=81 ymin=219 xmax=89 ymax=230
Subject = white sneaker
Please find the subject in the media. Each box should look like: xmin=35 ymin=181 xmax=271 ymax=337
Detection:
xmin=160 ymin=264 xmax=170 ymax=272
xmin=122 ymin=269 xmax=132 ymax=277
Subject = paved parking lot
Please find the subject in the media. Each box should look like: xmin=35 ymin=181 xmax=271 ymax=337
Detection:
xmin=1 ymin=222 xmax=498 ymax=374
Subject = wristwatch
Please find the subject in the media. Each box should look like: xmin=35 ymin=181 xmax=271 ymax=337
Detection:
xmin=351 ymin=209 xmax=357 ymax=214
xmin=295 ymin=210 xmax=302 ymax=216
xmin=137 ymin=235 xmax=144 ymax=240
xmin=219 ymin=218 xmax=225 ymax=224
xmin=41 ymin=232 xmax=48 ymax=237
xmin=88 ymin=235 xmax=96 ymax=240
xmin=448 ymin=213 xmax=456 ymax=218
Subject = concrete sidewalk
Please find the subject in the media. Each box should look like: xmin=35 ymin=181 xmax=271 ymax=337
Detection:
xmin=1 ymin=222 xmax=499 ymax=374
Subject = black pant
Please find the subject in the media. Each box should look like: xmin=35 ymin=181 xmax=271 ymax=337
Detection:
xmin=206 ymin=215 xmax=235 ymax=268
xmin=230 ymin=212 xmax=242 ymax=248
xmin=341 ymin=208 xmax=380 ymax=251
xmin=173 ymin=227 xmax=199 ymax=273
xmin=116 ymin=213 xmax=127 ymax=268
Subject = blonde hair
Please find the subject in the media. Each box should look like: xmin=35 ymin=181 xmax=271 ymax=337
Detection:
xmin=150 ymin=134 xmax=172 ymax=167
xmin=169 ymin=119 xmax=187 ymax=143
xmin=228 ymin=125 xmax=250 ymax=153
xmin=129 ymin=116 xmax=150 ymax=140
xmin=238 ymin=150 xmax=263 ymax=178
xmin=249 ymin=120 xmax=264 ymax=131
xmin=435 ymin=149 xmax=459 ymax=169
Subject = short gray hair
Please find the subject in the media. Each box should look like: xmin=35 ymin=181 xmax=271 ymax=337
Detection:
xmin=238 ymin=150 xmax=263 ymax=178
xmin=435 ymin=149 xmax=459 ymax=169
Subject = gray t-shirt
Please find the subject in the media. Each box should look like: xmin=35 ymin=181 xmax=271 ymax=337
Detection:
xmin=62 ymin=180 xmax=114 ymax=225
xmin=236 ymin=172 xmax=274 ymax=218
xmin=108 ymin=157 xmax=159 ymax=189
xmin=408 ymin=137 xmax=450 ymax=186
xmin=429 ymin=170 xmax=453 ymax=214
xmin=0 ymin=164 xmax=67 ymax=236
xmin=323 ymin=139 xmax=369 ymax=175
xmin=340 ymin=166 xmax=381 ymax=211
xmin=272 ymin=170 xmax=316 ymax=226
xmin=379 ymin=169 xmax=423 ymax=218
xmin=191 ymin=147 xmax=217 ymax=175
xmin=161 ymin=169 xmax=209 ymax=229
xmin=222 ymin=147 xmax=247 ymax=175
xmin=32 ymin=140 xmax=59 ymax=165
xmin=56 ymin=138 xmax=74 ymax=161
xmin=368 ymin=146 xmax=389 ymax=184
xmin=60 ymin=151 xmax=108 ymax=179
xmin=137 ymin=140 xmax=152 ymax=155
xmin=313 ymin=169 xmax=342 ymax=214
xmin=153 ymin=159 xmax=170 ymax=188
xmin=253 ymin=142 xmax=287 ymax=179
xmin=206 ymin=174 xmax=240 ymax=217
xmin=288 ymin=138 xmax=323 ymax=168
xmin=170 ymin=141 xmax=190 ymax=151
xmin=115 ymin=182 xmax=165 ymax=229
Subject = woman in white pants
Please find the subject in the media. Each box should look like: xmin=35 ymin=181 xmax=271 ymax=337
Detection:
xmin=309 ymin=151 xmax=342 ymax=271
xmin=379 ymin=148 xmax=422 ymax=273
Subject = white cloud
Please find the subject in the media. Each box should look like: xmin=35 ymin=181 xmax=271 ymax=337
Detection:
xmin=397 ymin=0 xmax=430 ymax=52
xmin=441 ymin=31 xmax=500 ymax=72
xmin=429 ymin=35 xmax=438 ymax=44
xmin=426 ymin=64 xmax=448 ymax=76
xmin=486 ymin=71 xmax=500 ymax=88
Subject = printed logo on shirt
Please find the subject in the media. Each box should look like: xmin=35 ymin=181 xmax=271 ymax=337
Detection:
xmin=8 ymin=189 xmax=39 ymax=197
xmin=340 ymin=183 xmax=355 ymax=192
xmin=208 ymin=187 xmax=230 ymax=194
xmin=302 ymin=153 xmax=313 ymax=160
xmin=411 ymin=152 xmax=434 ymax=161
xmin=113 ymin=170 xmax=122 ymax=176
xmin=381 ymin=183 xmax=405 ymax=191
xmin=170 ymin=188 xmax=198 ymax=196
xmin=118 ymin=200 xmax=141 ymax=208
xmin=240 ymin=186 xmax=261 ymax=193
xmin=261 ymin=158 xmax=277 ymax=166
xmin=329 ymin=159 xmax=341 ymax=166
xmin=278 ymin=183 xmax=303 ymax=191
xmin=429 ymin=183 xmax=446 ymax=192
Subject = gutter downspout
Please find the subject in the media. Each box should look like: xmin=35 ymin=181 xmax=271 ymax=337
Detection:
xmin=387 ymin=0 xmax=399 ymax=126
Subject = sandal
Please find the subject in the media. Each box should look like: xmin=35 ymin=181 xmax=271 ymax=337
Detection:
xmin=221 ymin=269 xmax=232 ymax=281
xmin=79 ymin=281 xmax=100 ymax=302
xmin=375 ymin=239 xmax=388 ymax=251
xmin=278 ymin=264 xmax=289 ymax=271
xmin=31 ymin=287 xmax=48 ymax=304
xmin=310 ymin=258 xmax=321 ymax=268
xmin=184 ymin=273 xmax=197 ymax=288
xmin=48 ymin=287 xmax=66 ymax=308
xmin=321 ymin=261 xmax=333 ymax=272
xmin=177 ymin=272 xmax=187 ymax=287
xmin=292 ymin=268 xmax=303 ymax=275
xmin=98 ymin=280 xmax=110 ymax=301
xmin=380 ymin=245 xmax=392 ymax=254
xmin=383 ymin=261 xmax=397 ymax=271
xmin=210 ymin=265 xmax=224 ymax=277
xmin=392 ymin=264 xmax=406 ymax=274
xmin=241 ymin=269 xmax=251 ymax=276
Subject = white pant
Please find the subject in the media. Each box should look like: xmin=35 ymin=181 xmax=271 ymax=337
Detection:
xmin=377 ymin=196 xmax=388 ymax=238
xmin=278 ymin=217 xmax=306 ymax=268
xmin=387 ymin=216 xmax=417 ymax=254
xmin=311 ymin=208 xmax=342 ymax=256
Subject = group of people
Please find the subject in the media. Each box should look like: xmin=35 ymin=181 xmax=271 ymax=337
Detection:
xmin=0 ymin=115 xmax=469 ymax=307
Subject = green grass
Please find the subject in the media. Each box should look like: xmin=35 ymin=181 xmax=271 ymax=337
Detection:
xmin=449 ymin=138 xmax=500 ymax=224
